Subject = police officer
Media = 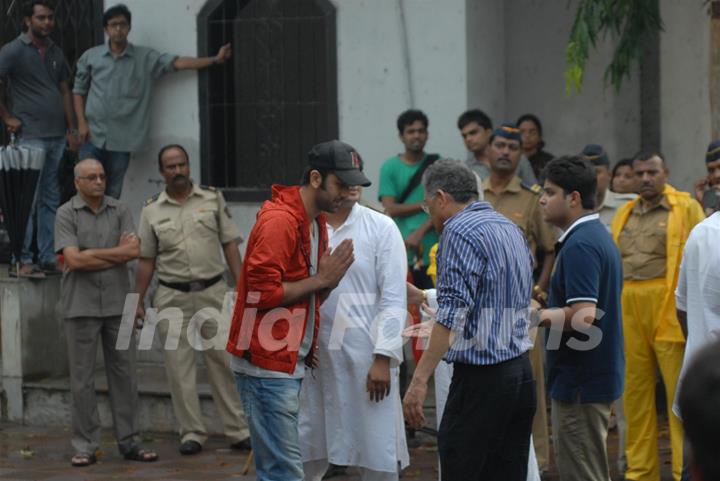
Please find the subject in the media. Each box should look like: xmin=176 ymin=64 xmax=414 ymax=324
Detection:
xmin=135 ymin=144 xmax=250 ymax=455
xmin=483 ymin=123 xmax=557 ymax=474
xmin=611 ymin=151 xmax=705 ymax=481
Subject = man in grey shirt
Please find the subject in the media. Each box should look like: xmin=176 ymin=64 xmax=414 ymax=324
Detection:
xmin=73 ymin=3 xmax=232 ymax=199
xmin=0 ymin=0 xmax=78 ymax=276
xmin=457 ymin=109 xmax=538 ymax=185
xmin=55 ymin=158 xmax=157 ymax=467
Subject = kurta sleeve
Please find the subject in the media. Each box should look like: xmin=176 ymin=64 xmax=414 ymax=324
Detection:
xmin=372 ymin=219 xmax=408 ymax=366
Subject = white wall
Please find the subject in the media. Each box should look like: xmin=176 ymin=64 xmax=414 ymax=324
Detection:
xmin=466 ymin=0 xmax=506 ymax=124
xmin=335 ymin=0 xmax=469 ymax=203
xmin=659 ymin=0 xmax=712 ymax=193
xmin=115 ymin=0 xmax=206 ymax=223
xmin=504 ymin=0 xmax=641 ymax=168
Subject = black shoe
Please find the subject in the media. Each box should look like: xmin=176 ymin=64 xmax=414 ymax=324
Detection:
xmin=323 ymin=464 xmax=348 ymax=479
xmin=179 ymin=440 xmax=202 ymax=455
xmin=229 ymin=437 xmax=251 ymax=451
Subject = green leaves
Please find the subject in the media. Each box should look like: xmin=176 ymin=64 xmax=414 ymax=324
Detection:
xmin=566 ymin=0 xmax=663 ymax=94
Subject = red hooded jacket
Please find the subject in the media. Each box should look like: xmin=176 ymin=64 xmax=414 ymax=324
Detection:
xmin=226 ymin=185 xmax=328 ymax=374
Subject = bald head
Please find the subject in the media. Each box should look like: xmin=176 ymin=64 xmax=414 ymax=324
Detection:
xmin=74 ymin=158 xmax=104 ymax=178
xmin=74 ymin=158 xmax=107 ymax=200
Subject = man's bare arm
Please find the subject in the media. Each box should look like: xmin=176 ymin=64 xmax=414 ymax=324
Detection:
xmin=222 ymin=240 xmax=242 ymax=285
xmin=381 ymin=196 xmax=424 ymax=218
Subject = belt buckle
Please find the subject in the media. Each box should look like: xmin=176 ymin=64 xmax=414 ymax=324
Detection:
xmin=189 ymin=281 xmax=204 ymax=292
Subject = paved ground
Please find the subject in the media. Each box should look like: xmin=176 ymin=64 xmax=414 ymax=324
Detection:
xmin=0 ymin=421 xmax=674 ymax=480
xmin=0 ymin=424 xmax=439 ymax=481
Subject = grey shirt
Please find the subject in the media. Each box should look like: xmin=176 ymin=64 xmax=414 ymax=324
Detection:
xmin=73 ymin=42 xmax=177 ymax=152
xmin=55 ymin=195 xmax=135 ymax=319
xmin=465 ymin=151 xmax=539 ymax=186
xmin=0 ymin=33 xmax=70 ymax=138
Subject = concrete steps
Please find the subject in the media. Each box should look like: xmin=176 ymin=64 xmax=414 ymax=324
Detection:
xmin=21 ymin=363 xmax=227 ymax=435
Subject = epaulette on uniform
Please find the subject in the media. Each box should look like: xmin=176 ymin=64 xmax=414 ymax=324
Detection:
xmin=200 ymin=185 xmax=217 ymax=192
xmin=145 ymin=193 xmax=160 ymax=206
xmin=521 ymin=182 xmax=543 ymax=195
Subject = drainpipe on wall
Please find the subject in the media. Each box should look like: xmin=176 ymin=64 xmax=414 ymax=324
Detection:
xmin=711 ymin=1 xmax=720 ymax=138
xmin=397 ymin=0 xmax=415 ymax=108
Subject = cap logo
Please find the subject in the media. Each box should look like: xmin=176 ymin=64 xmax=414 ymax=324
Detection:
xmin=351 ymin=151 xmax=361 ymax=169
xmin=501 ymin=126 xmax=520 ymax=134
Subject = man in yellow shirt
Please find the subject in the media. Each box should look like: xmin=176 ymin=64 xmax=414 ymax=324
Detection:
xmin=611 ymin=151 xmax=705 ymax=481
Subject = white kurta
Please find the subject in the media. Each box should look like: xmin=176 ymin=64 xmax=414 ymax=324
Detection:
xmin=299 ymin=203 xmax=410 ymax=473
xmin=673 ymin=211 xmax=720 ymax=417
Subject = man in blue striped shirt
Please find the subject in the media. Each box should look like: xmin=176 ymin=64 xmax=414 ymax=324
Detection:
xmin=403 ymin=159 xmax=536 ymax=481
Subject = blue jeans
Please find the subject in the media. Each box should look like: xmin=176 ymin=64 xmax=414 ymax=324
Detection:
xmin=15 ymin=136 xmax=65 ymax=265
xmin=234 ymin=373 xmax=303 ymax=481
xmin=78 ymin=143 xmax=130 ymax=199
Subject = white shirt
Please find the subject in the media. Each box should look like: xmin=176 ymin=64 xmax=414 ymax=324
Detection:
xmin=597 ymin=189 xmax=637 ymax=232
xmin=298 ymin=203 xmax=410 ymax=472
xmin=673 ymin=212 xmax=720 ymax=417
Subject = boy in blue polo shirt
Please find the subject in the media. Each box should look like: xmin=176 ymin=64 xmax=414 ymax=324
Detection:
xmin=533 ymin=156 xmax=624 ymax=481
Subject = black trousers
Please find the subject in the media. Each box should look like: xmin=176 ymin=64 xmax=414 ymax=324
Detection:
xmin=438 ymin=353 xmax=536 ymax=481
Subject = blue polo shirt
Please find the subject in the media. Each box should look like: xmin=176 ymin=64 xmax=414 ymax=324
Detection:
xmin=546 ymin=213 xmax=624 ymax=403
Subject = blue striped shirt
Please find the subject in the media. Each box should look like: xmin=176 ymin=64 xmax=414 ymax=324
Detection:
xmin=436 ymin=201 xmax=534 ymax=365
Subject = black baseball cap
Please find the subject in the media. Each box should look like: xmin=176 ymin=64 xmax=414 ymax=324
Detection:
xmin=307 ymin=140 xmax=372 ymax=187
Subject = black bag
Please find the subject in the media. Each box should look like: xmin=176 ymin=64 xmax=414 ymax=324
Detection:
xmin=396 ymin=154 xmax=439 ymax=204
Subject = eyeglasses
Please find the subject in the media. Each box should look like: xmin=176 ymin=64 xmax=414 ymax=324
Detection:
xmin=107 ymin=21 xmax=129 ymax=30
xmin=77 ymin=174 xmax=106 ymax=182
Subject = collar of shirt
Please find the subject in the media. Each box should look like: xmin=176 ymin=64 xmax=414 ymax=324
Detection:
xmin=102 ymin=40 xmax=135 ymax=58
xmin=558 ymin=212 xmax=600 ymax=243
xmin=328 ymin=202 xmax=361 ymax=235
xmin=71 ymin=194 xmax=118 ymax=213
xmin=157 ymin=183 xmax=210 ymax=205
xmin=444 ymin=200 xmax=493 ymax=229
xmin=633 ymin=194 xmax=671 ymax=215
xmin=19 ymin=32 xmax=54 ymax=47
xmin=482 ymin=175 xmax=522 ymax=195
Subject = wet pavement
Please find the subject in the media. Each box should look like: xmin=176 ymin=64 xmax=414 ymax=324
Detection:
xmin=0 ymin=421 xmax=674 ymax=480
xmin=0 ymin=424 xmax=439 ymax=481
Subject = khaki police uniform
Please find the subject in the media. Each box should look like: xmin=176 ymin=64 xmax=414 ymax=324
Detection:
xmin=618 ymin=197 xmax=669 ymax=280
xmin=483 ymin=175 xmax=557 ymax=472
xmin=616 ymin=195 xmax=684 ymax=481
xmin=138 ymin=184 xmax=249 ymax=445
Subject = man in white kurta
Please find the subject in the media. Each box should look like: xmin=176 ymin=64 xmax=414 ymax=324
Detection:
xmin=299 ymin=189 xmax=410 ymax=481
xmin=673 ymin=210 xmax=720 ymax=414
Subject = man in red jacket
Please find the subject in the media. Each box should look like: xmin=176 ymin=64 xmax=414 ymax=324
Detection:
xmin=226 ymin=140 xmax=370 ymax=481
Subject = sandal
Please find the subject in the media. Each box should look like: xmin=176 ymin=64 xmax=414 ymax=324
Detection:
xmin=123 ymin=446 xmax=159 ymax=462
xmin=71 ymin=452 xmax=97 ymax=467
xmin=9 ymin=264 xmax=46 ymax=279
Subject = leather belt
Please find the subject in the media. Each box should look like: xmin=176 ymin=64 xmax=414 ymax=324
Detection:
xmin=158 ymin=274 xmax=223 ymax=293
